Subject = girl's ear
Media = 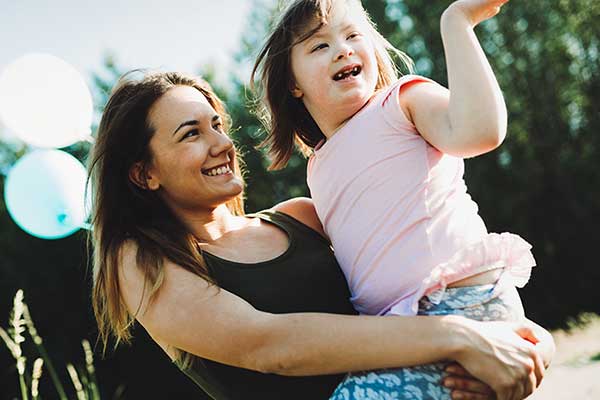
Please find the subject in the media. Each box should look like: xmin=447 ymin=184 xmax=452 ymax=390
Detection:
xmin=129 ymin=162 xmax=160 ymax=191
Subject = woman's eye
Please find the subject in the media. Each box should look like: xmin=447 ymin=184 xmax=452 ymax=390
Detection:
xmin=312 ymin=43 xmax=328 ymax=52
xmin=213 ymin=122 xmax=223 ymax=131
xmin=348 ymin=32 xmax=360 ymax=40
xmin=181 ymin=129 xmax=199 ymax=140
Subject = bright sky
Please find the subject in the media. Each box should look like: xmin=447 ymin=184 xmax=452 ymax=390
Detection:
xmin=0 ymin=0 xmax=253 ymax=80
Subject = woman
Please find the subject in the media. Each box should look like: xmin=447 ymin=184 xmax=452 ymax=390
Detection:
xmin=89 ymin=71 xmax=552 ymax=400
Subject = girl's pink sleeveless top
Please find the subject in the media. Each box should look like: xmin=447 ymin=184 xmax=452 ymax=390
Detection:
xmin=307 ymin=75 xmax=535 ymax=316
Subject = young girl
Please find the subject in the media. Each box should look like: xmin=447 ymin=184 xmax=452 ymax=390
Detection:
xmin=253 ymin=0 xmax=540 ymax=398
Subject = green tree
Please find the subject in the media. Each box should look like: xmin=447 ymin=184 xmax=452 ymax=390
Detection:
xmin=373 ymin=0 xmax=600 ymax=327
xmin=209 ymin=0 xmax=600 ymax=327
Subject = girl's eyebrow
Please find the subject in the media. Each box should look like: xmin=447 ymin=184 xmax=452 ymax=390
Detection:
xmin=303 ymin=30 xmax=326 ymax=45
xmin=304 ymin=22 xmax=357 ymax=44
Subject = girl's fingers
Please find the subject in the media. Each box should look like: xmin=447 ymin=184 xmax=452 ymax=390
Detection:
xmin=444 ymin=376 xmax=495 ymax=395
xmin=445 ymin=363 xmax=471 ymax=377
xmin=451 ymin=390 xmax=496 ymax=400
xmin=448 ymin=0 xmax=510 ymax=27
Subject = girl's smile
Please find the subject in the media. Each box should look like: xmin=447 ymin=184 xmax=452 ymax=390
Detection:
xmin=289 ymin=0 xmax=378 ymax=138
xmin=332 ymin=63 xmax=362 ymax=82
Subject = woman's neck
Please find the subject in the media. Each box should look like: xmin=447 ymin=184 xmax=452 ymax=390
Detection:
xmin=176 ymin=204 xmax=246 ymax=243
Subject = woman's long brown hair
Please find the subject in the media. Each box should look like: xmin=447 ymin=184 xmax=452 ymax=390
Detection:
xmin=88 ymin=71 xmax=244 ymax=369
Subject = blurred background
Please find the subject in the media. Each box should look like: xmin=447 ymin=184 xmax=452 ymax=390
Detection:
xmin=1 ymin=0 xmax=599 ymax=398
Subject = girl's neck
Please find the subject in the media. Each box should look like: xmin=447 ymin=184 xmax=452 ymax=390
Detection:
xmin=322 ymin=115 xmax=352 ymax=139
xmin=311 ymin=94 xmax=377 ymax=140
xmin=311 ymin=106 xmax=355 ymax=139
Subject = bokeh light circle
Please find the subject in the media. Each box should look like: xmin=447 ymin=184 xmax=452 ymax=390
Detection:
xmin=4 ymin=149 xmax=90 ymax=239
xmin=0 ymin=53 xmax=93 ymax=148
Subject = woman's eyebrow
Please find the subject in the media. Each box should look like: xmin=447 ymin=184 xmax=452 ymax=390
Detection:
xmin=172 ymin=120 xmax=198 ymax=136
xmin=172 ymin=115 xmax=219 ymax=136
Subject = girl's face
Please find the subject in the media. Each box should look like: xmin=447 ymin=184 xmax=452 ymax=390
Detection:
xmin=290 ymin=0 xmax=378 ymax=132
xmin=141 ymin=85 xmax=243 ymax=212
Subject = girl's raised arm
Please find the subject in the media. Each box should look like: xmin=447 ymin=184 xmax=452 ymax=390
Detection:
xmin=401 ymin=0 xmax=510 ymax=158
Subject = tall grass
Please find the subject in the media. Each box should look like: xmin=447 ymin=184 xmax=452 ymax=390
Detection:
xmin=0 ymin=289 xmax=109 ymax=400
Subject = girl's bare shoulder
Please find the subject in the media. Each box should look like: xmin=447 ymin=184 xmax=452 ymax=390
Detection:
xmin=272 ymin=197 xmax=327 ymax=239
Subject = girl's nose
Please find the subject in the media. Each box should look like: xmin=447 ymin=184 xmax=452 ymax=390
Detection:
xmin=209 ymin=131 xmax=234 ymax=157
xmin=335 ymin=43 xmax=354 ymax=61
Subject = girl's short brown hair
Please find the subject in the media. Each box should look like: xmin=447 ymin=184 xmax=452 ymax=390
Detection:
xmin=251 ymin=0 xmax=412 ymax=170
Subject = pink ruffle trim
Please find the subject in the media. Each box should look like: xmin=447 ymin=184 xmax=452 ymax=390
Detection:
xmin=406 ymin=232 xmax=536 ymax=314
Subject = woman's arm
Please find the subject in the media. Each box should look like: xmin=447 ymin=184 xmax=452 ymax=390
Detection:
xmin=118 ymin=240 xmax=543 ymax=400
xmin=400 ymin=0 xmax=510 ymax=158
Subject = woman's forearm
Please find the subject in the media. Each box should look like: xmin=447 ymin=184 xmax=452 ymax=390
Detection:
xmin=441 ymin=5 xmax=507 ymax=150
xmin=250 ymin=311 xmax=544 ymax=400
xmin=251 ymin=312 xmax=466 ymax=376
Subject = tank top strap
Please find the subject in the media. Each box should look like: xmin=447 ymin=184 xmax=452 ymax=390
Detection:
xmin=175 ymin=358 xmax=231 ymax=399
xmin=249 ymin=209 xmax=330 ymax=248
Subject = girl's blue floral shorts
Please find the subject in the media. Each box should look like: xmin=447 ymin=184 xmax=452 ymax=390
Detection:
xmin=329 ymin=282 xmax=525 ymax=400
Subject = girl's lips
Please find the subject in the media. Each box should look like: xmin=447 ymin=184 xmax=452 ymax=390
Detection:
xmin=332 ymin=64 xmax=362 ymax=81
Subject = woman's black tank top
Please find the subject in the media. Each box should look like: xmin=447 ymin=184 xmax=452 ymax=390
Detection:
xmin=176 ymin=210 xmax=357 ymax=399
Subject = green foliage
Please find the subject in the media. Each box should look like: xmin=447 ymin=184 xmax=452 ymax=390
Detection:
xmin=376 ymin=0 xmax=600 ymax=327
xmin=82 ymin=0 xmax=600 ymax=328
xmin=221 ymin=0 xmax=311 ymax=212
xmin=0 ymin=290 xmax=113 ymax=400
xmin=1 ymin=11 xmax=598 ymax=387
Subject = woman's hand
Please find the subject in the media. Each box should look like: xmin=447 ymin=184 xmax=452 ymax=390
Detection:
xmin=517 ymin=319 xmax=556 ymax=368
xmin=445 ymin=0 xmax=509 ymax=28
xmin=443 ymin=319 xmax=555 ymax=400
xmin=451 ymin=317 xmax=546 ymax=400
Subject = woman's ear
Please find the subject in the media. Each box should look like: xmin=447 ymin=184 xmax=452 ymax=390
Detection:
xmin=129 ymin=162 xmax=160 ymax=191
xmin=290 ymin=82 xmax=303 ymax=98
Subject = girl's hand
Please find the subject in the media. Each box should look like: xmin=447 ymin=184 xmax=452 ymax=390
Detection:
xmin=453 ymin=318 xmax=545 ymax=400
xmin=443 ymin=363 xmax=496 ymax=400
xmin=444 ymin=0 xmax=509 ymax=27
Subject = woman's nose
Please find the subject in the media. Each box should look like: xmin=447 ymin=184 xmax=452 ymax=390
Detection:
xmin=209 ymin=130 xmax=233 ymax=157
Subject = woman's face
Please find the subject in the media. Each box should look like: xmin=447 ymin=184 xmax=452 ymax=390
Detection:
xmin=141 ymin=85 xmax=243 ymax=211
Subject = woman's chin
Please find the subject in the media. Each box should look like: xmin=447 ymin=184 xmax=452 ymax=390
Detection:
xmin=221 ymin=177 xmax=245 ymax=198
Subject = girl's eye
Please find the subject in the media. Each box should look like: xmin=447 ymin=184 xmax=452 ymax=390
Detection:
xmin=347 ymin=32 xmax=360 ymax=40
xmin=181 ymin=129 xmax=199 ymax=140
xmin=311 ymin=43 xmax=328 ymax=52
xmin=213 ymin=122 xmax=223 ymax=132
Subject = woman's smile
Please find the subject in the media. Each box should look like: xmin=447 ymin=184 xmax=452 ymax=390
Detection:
xmin=202 ymin=161 xmax=233 ymax=177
